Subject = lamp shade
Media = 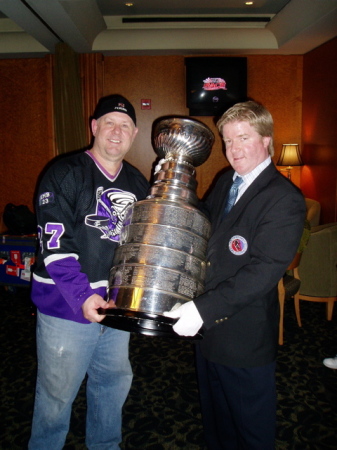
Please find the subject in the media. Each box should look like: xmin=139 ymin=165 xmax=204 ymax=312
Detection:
xmin=277 ymin=144 xmax=303 ymax=166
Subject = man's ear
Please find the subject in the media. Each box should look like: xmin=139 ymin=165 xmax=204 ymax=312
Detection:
xmin=91 ymin=119 xmax=98 ymax=136
xmin=263 ymin=136 xmax=271 ymax=149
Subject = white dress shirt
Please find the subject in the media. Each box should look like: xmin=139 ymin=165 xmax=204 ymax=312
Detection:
xmin=233 ymin=156 xmax=272 ymax=204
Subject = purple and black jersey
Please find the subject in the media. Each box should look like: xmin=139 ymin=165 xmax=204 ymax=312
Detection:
xmin=31 ymin=150 xmax=149 ymax=323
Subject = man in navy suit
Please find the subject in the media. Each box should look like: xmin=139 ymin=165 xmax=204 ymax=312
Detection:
xmin=165 ymin=101 xmax=306 ymax=449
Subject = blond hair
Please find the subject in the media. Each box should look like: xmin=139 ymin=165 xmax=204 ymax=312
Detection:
xmin=217 ymin=101 xmax=274 ymax=156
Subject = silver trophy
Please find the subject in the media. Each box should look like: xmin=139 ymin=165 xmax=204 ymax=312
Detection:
xmin=100 ymin=117 xmax=214 ymax=338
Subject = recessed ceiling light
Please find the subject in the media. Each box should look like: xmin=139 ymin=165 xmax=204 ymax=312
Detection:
xmin=125 ymin=2 xmax=134 ymax=6
xmin=245 ymin=1 xmax=254 ymax=5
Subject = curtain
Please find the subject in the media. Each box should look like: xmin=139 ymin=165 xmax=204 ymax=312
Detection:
xmin=53 ymin=43 xmax=87 ymax=154
xmin=79 ymin=53 xmax=104 ymax=144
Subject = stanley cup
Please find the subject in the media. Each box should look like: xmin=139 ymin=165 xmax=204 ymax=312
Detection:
xmin=100 ymin=117 xmax=214 ymax=338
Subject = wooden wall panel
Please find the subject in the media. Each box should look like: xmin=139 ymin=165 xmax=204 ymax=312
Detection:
xmin=0 ymin=57 xmax=54 ymax=215
xmin=301 ymin=37 xmax=337 ymax=224
xmin=1 ymin=46 xmax=335 ymax=226
xmin=102 ymin=54 xmax=303 ymax=198
xmin=247 ymin=55 xmax=303 ymax=188
xmin=103 ymin=55 xmax=188 ymax=184
xmin=0 ymin=52 xmax=318 ymax=222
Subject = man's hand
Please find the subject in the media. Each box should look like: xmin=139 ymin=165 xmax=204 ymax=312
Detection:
xmin=163 ymin=301 xmax=203 ymax=336
xmin=82 ymin=294 xmax=114 ymax=322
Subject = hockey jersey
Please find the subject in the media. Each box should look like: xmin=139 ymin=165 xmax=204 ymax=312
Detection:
xmin=31 ymin=150 xmax=150 ymax=324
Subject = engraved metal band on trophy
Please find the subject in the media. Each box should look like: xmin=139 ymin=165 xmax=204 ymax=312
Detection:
xmin=101 ymin=117 xmax=214 ymax=338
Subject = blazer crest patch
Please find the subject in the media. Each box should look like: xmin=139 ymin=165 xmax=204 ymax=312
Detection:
xmin=229 ymin=235 xmax=248 ymax=255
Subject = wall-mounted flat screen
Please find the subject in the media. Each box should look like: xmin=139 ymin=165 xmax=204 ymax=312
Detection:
xmin=186 ymin=57 xmax=247 ymax=116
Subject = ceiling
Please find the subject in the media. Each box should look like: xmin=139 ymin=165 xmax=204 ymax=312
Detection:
xmin=0 ymin=0 xmax=336 ymax=59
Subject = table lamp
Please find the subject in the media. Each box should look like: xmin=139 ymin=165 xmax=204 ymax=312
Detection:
xmin=277 ymin=144 xmax=303 ymax=180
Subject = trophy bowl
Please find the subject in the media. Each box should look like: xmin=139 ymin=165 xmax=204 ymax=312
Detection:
xmin=153 ymin=117 xmax=214 ymax=167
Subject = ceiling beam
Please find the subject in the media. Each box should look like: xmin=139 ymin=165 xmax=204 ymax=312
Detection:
xmin=26 ymin=0 xmax=106 ymax=53
xmin=0 ymin=0 xmax=59 ymax=52
xmin=267 ymin=0 xmax=337 ymax=51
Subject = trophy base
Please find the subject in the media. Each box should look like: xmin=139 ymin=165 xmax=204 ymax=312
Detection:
xmin=98 ymin=308 xmax=203 ymax=340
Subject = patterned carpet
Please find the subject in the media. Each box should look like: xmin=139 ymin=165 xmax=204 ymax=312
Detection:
xmin=0 ymin=286 xmax=336 ymax=450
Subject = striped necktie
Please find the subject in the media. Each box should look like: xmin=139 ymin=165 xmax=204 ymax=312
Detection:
xmin=223 ymin=176 xmax=243 ymax=217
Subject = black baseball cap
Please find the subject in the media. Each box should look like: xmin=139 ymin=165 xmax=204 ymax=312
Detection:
xmin=93 ymin=94 xmax=136 ymax=125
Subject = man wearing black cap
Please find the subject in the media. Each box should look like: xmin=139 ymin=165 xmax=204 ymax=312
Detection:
xmin=29 ymin=95 xmax=149 ymax=449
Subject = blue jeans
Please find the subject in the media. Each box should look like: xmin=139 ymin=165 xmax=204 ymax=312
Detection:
xmin=28 ymin=312 xmax=133 ymax=450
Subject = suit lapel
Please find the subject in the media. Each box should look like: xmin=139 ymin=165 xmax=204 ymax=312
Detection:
xmin=208 ymin=164 xmax=278 ymax=248
xmin=230 ymin=163 xmax=278 ymax=219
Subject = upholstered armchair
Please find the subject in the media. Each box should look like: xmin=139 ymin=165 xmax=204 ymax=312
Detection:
xmin=296 ymin=223 xmax=337 ymax=324
xmin=278 ymin=253 xmax=301 ymax=345
xmin=278 ymin=220 xmax=311 ymax=345
xmin=305 ymin=198 xmax=321 ymax=227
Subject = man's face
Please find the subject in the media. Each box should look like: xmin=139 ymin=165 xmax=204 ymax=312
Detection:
xmin=91 ymin=112 xmax=138 ymax=166
xmin=222 ymin=120 xmax=270 ymax=176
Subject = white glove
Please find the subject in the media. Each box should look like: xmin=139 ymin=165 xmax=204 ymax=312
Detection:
xmin=163 ymin=301 xmax=203 ymax=337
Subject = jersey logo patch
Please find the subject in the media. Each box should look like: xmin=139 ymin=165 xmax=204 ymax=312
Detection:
xmin=39 ymin=192 xmax=55 ymax=206
xmin=229 ymin=235 xmax=248 ymax=255
xmin=85 ymin=187 xmax=136 ymax=242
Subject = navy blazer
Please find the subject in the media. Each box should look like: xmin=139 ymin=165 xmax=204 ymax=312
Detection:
xmin=195 ymin=163 xmax=306 ymax=368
